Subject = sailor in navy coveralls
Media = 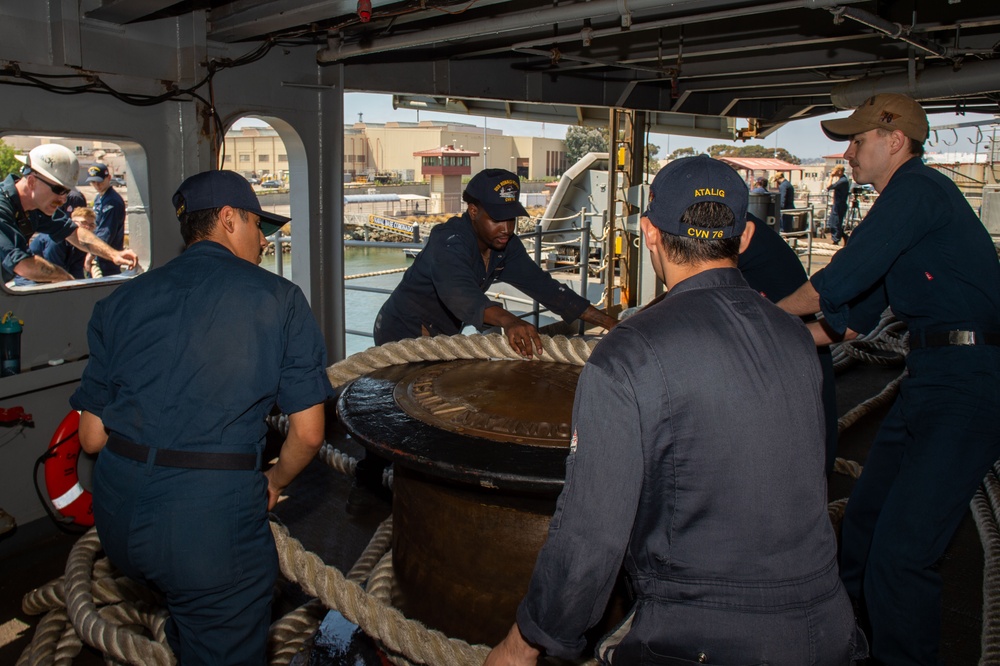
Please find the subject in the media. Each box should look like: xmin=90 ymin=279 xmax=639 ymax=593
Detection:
xmin=487 ymin=156 xmax=864 ymax=666
xmin=780 ymin=93 xmax=1000 ymax=665
xmin=72 ymin=171 xmax=334 ymax=665
xmin=374 ymin=168 xmax=617 ymax=355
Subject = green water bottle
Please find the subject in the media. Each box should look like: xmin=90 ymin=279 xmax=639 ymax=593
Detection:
xmin=1 ymin=312 xmax=23 ymax=377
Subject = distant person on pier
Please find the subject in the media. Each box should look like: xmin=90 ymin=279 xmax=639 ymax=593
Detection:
xmin=778 ymin=92 xmax=1000 ymax=665
xmin=72 ymin=170 xmax=334 ymax=666
xmin=486 ymin=155 xmax=865 ymax=666
xmin=87 ymin=163 xmax=126 ymax=276
xmin=358 ymin=168 xmax=618 ymax=508
xmin=774 ymin=171 xmax=796 ymax=231
xmin=750 ymin=175 xmax=769 ymax=194
xmin=824 ymin=165 xmax=851 ymax=244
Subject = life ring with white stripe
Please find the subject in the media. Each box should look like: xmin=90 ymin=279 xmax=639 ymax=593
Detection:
xmin=43 ymin=411 xmax=94 ymax=527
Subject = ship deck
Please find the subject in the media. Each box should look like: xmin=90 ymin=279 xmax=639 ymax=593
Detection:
xmin=0 ymin=353 xmax=987 ymax=665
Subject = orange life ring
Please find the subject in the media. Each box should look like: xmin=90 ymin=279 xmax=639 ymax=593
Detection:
xmin=43 ymin=411 xmax=94 ymax=527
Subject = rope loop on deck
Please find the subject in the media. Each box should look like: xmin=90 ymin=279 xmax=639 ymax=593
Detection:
xmin=30 ymin=320 xmax=1000 ymax=665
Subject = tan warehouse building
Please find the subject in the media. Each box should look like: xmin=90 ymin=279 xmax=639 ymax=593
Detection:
xmin=226 ymin=121 xmax=568 ymax=183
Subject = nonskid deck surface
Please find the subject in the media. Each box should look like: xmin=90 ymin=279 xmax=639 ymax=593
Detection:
xmin=0 ymin=362 xmax=984 ymax=664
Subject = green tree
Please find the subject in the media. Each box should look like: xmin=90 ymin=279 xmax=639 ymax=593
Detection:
xmin=0 ymin=140 xmax=22 ymax=179
xmin=668 ymin=146 xmax=696 ymax=160
xmin=706 ymin=143 xmax=800 ymax=164
xmin=645 ymin=142 xmax=660 ymax=175
xmin=565 ymin=126 xmax=609 ymax=165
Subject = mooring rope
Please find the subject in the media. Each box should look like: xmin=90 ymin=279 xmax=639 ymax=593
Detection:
xmin=20 ymin=324 xmax=1000 ymax=665
xmin=972 ymin=462 xmax=1000 ymax=663
xmin=345 ymin=267 xmax=409 ymax=280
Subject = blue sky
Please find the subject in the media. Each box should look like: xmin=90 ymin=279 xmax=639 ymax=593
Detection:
xmin=239 ymin=92 xmax=997 ymax=162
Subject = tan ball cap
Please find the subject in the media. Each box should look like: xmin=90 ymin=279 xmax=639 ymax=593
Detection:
xmin=821 ymin=93 xmax=929 ymax=143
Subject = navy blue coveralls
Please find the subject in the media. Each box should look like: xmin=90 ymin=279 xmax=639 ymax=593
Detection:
xmin=71 ymin=241 xmax=334 ymax=666
xmin=517 ymin=268 xmax=862 ymax=665
xmin=826 ymin=175 xmax=851 ymax=244
xmin=739 ymin=219 xmax=839 ymax=473
xmin=0 ymin=174 xmax=77 ymax=283
xmin=811 ymin=157 xmax=1000 ymax=665
xmin=373 ymin=212 xmax=590 ymax=344
xmin=92 ymin=185 xmax=125 ymax=276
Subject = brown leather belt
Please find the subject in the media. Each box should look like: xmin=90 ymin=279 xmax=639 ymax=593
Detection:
xmin=909 ymin=330 xmax=1000 ymax=349
xmin=106 ymin=434 xmax=258 ymax=471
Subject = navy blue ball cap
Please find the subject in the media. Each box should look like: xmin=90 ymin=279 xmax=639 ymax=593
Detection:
xmin=86 ymin=163 xmax=109 ymax=183
xmin=645 ymin=155 xmax=748 ymax=239
xmin=465 ymin=168 xmax=529 ymax=221
xmin=173 ymin=170 xmax=290 ymax=236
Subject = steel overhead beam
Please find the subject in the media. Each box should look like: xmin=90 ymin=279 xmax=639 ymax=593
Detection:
xmin=343 ymin=55 xmax=676 ymax=112
xmin=390 ymin=94 xmax=738 ymax=140
xmin=831 ymin=58 xmax=1000 ymax=108
xmin=320 ymin=0 xmax=738 ymax=63
xmin=210 ymin=0 xmax=515 ymax=42
xmin=209 ymin=0 xmax=355 ymax=42
xmin=84 ymin=0 xmax=181 ymax=24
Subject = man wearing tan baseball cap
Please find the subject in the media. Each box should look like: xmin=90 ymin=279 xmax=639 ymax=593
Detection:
xmin=819 ymin=92 xmax=929 ymax=145
xmin=777 ymin=92 xmax=1000 ymax=664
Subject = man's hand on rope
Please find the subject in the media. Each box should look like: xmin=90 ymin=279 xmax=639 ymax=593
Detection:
xmin=503 ymin=320 xmax=544 ymax=358
xmin=485 ymin=305 xmax=544 ymax=358
xmin=484 ymin=623 xmax=541 ymax=666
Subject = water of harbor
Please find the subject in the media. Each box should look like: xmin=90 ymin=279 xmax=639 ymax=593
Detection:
xmin=259 ymin=245 xmax=409 ymax=357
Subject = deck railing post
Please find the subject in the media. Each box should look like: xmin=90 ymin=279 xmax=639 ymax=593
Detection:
xmin=579 ymin=209 xmax=589 ymax=335
xmin=533 ymin=220 xmax=543 ymax=329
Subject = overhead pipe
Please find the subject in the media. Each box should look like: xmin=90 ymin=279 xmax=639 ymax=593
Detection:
xmin=828 ymin=6 xmax=958 ymax=63
xmin=319 ymin=0 xmax=860 ymax=63
xmin=511 ymin=0 xmax=858 ymax=51
xmin=830 ymin=57 xmax=1000 ymax=109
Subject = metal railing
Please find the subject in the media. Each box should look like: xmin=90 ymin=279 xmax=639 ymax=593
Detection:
xmin=778 ymin=204 xmax=815 ymax=274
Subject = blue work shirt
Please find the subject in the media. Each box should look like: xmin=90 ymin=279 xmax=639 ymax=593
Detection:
xmin=374 ymin=213 xmax=590 ymax=342
xmin=33 ymin=233 xmax=88 ymax=279
xmin=827 ymin=175 xmax=850 ymax=217
xmin=71 ymin=240 xmax=334 ymax=454
xmin=0 ymin=175 xmax=77 ymax=283
xmin=93 ymin=186 xmax=126 ymax=276
xmin=811 ymin=157 xmax=1000 ymax=336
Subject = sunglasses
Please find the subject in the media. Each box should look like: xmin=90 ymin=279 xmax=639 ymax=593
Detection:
xmin=32 ymin=174 xmax=71 ymax=197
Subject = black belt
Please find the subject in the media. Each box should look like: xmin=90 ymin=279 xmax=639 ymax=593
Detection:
xmin=909 ymin=330 xmax=1000 ymax=349
xmin=106 ymin=435 xmax=258 ymax=471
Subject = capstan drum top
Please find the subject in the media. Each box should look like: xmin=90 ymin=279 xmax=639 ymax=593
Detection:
xmin=336 ymin=359 xmax=583 ymax=493
xmin=393 ymin=359 xmax=580 ymax=446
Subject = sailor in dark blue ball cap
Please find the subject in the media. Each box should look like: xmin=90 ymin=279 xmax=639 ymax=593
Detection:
xmin=644 ymin=153 xmax=749 ymax=239
xmin=373 ymin=167 xmax=617 ymax=357
xmin=70 ymin=167 xmax=332 ymax=664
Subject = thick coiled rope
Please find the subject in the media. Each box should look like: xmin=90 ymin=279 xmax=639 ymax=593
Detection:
xmin=21 ymin=323 xmax=1000 ymax=665
xmin=972 ymin=461 xmax=1000 ymax=664
xmin=271 ymin=521 xmax=493 ymax=666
